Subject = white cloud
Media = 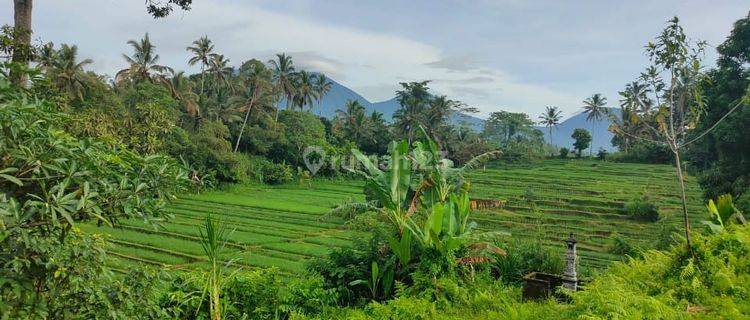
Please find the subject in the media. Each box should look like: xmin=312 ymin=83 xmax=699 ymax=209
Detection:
xmin=0 ymin=0 xmax=661 ymax=119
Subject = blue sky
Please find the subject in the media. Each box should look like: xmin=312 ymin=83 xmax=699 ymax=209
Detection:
xmin=1 ymin=0 xmax=747 ymax=119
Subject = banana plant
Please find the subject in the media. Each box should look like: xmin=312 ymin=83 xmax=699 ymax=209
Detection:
xmin=342 ymin=128 xmax=503 ymax=263
xmin=348 ymin=140 xmax=413 ymax=233
xmin=388 ymin=230 xmax=412 ymax=267
xmin=349 ymin=261 xmax=395 ymax=300
xmin=702 ymin=194 xmax=746 ymax=234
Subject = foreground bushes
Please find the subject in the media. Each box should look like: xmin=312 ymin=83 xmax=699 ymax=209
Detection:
xmin=308 ymin=226 xmax=750 ymax=319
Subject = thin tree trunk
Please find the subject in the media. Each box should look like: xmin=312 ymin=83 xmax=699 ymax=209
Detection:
xmin=11 ymin=0 xmax=33 ymax=86
xmin=200 ymin=64 xmax=206 ymax=96
xmin=673 ymin=148 xmax=692 ymax=249
xmin=548 ymin=126 xmax=553 ymax=156
xmin=590 ymin=122 xmax=594 ymax=157
xmin=234 ymin=89 xmax=257 ymax=152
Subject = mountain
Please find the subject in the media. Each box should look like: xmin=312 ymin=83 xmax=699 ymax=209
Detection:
xmin=291 ymin=76 xmax=616 ymax=151
xmin=536 ymin=108 xmax=619 ymax=152
xmin=304 ymin=79 xmax=372 ymax=118
xmin=294 ymin=77 xmax=484 ymax=130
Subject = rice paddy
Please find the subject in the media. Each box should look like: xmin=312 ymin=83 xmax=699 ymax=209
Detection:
xmin=84 ymin=159 xmax=703 ymax=274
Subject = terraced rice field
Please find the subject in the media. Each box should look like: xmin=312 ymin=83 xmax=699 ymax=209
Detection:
xmin=84 ymin=159 xmax=703 ymax=274
xmin=466 ymin=159 xmax=703 ymax=269
xmin=81 ymin=181 xmax=366 ymax=274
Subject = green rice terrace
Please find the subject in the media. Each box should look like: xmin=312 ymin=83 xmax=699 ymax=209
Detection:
xmin=83 ymin=159 xmax=702 ymax=274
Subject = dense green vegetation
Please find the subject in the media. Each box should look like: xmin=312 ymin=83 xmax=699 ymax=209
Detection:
xmin=2 ymin=3 xmax=749 ymax=319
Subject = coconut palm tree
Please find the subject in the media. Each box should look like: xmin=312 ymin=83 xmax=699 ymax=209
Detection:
xmin=36 ymin=42 xmax=57 ymax=73
xmin=51 ymin=44 xmax=93 ymax=101
xmin=186 ymin=36 xmax=214 ymax=96
xmin=269 ymin=53 xmax=297 ymax=109
xmin=613 ymin=82 xmax=652 ymax=153
xmin=158 ymin=69 xmax=200 ymax=119
xmin=538 ymin=106 xmax=563 ymax=147
xmin=582 ymin=93 xmax=608 ymax=156
xmin=204 ymin=87 xmax=241 ymax=124
xmin=116 ymin=33 xmax=167 ymax=84
xmin=292 ymin=70 xmax=315 ymax=110
xmin=313 ymin=73 xmax=333 ymax=104
xmin=207 ymin=53 xmax=233 ymax=92
xmin=231 ymin=59 xmax=275 ymax=152
xmin=335 ymin=100 xmax=370 ymax=142
xmin=425 ymin=95 xmax=461 ymax=149
xmin=393 ymin=81 xmax=431 ymax=143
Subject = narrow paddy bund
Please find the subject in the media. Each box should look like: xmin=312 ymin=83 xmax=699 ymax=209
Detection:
xmin=84 ymin=159 xmax=702 ymax=274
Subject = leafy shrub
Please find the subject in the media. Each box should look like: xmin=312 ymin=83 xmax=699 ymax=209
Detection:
xmin=623 ymin=196 xmax=660 ymax=222
xmin=608 ymin=142 xmax=673 ymax=164
xmin=559 ymin=147 xmax=569 ymax=159
xmin=246 ymin=155 xmax=293 ymax=184
xmin=569 ymin=226 xmax=750 ymax=319
xmin=308 ymin=228 xmax=407 ymax=305
xmin=161 ymin=268 xmax=337 ymax=319
xmin=490 ymin=239 xmax=564 ymax=285
xmin=608 ymin=233 xmax=639 ymax=256
xmin=0 ymin=95 xmax=187 ymax=317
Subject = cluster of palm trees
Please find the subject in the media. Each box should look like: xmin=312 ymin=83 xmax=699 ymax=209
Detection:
xmin=30 ymin=33 xmax=336 ymax=156
xmin=35 ymin=43 xmax=93 ymax=101
xmin=332 ymin=100 xmax=391 ymax=152
xmin=613 ymin=82 xmax=652 ymax=153
xmin=391 ymin=81 xmax=476 ymax=147
xmin=115 ymin=34 xmax=332 ymax=152
xmin=537 ymin=94 xmax=608 ymax=156
xmin=266 ymin=53 xmax=332 ymax=110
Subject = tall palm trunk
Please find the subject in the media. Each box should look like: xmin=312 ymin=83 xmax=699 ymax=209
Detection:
xmin=11 ymin=0 xmax=33 ymax=86
xmin=200 ymin=63 xmax=206 ymax=96
xmin=234 ymin=88 xmax=258 ymax=152
xmin=590 ymin=122 xmax=594 ymax=157
xmin=548 ymin=126 xmax=554 ymax=156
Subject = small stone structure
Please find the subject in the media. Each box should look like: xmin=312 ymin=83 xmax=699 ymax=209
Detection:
xmin=522 ymin=272 xmax=564 ymax=300
xmin=522 ymin=233 xmax=581 ymax=301
xmin=562 ymin=233 xmax=578 ymax=291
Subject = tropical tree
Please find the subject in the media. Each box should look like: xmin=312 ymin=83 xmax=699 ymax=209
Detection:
xmin=269 ymin=53 xmax=296 ymax=109
xmin=538 ymin=106 xmax=563 ymax=147
xmin=582 ymin=93 xmax=607 ymax=156
xmin=335 ymin=100 xmax=370 ymax=143
xmin=158 ymin=69 xmax=200 ymax=118
xmin=116 ymin=33 xmax=167 ymax=84
xmin=35 ymin=42 xmax=56 ymax=72
xmin=393 ymin=81 xmax=431 ymax=143
xmin=616 ymin=17 xmax=747 ymax=249
xmin=292 ymin=70 xmax=315 ymax=110
xmin=186 ymin=35 xmax=214 ymax=96
xmin=314 ymin=73 xmax=333 ymax=104
xmin=571 ymin=128 xmax=591 ymax=157
xmin=231 ymin=59 xmax=275 ymax=152
xmin=206 ymin=53 xmax=232 ymax=92
xmin=610 ymin=82 xmax=651 ymax=152
xmin=483 ymin=111 xmax=536 ymax=143
xmin=49 ymin=44 xmax=92 ymax=101
xmin=425 ymin=95 xmax=475 ymax=149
